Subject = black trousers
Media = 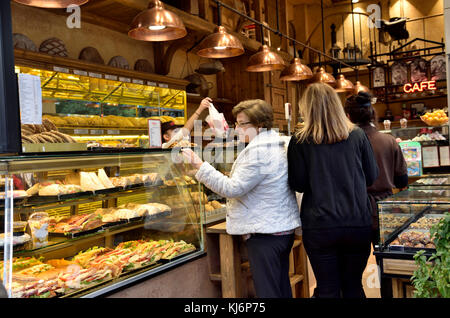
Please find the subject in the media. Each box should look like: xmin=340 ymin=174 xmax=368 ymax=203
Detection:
xmin=303 ymin=226 xmax=372 ymax=298
xmin=246 ymin=233 xmax=295 ymax=298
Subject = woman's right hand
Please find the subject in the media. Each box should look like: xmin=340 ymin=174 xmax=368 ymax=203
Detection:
xmin=198 ymin=97 xmax=212 ymax=113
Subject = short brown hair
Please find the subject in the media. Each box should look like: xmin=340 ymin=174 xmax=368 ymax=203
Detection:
xmin=232 ymin=99 xmax=273 ymax=129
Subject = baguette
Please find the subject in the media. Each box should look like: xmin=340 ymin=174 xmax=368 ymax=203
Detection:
xmin=21 ymin=135 xmax=34 ymax=143
xmin=42 ymin=118 xmax=58 ymax=132
xmin=50 ymin=131 xmax=72 ymax=143
xmin=38 ymin=134 xmax=55 ymax=143
xmin=43 ymin=131 xmax=64 ymax=143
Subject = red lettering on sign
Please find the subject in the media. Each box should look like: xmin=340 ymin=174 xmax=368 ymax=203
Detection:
xmin=403 ymin=80 xmax=437 ymax=93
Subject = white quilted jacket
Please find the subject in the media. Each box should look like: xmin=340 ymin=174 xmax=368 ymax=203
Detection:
xmin=195 ymin=130 xmax=301 ymax=235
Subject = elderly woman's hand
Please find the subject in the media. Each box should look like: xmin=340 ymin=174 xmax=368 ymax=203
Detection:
xmin=181 ymin=148 xmax=203 ymax=170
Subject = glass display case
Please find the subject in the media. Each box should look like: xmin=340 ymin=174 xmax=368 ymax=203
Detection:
xmin=377 ymin=188 xmax=449 ymax=254
xmin=199 ymin=140 xmax=242 ymax=225
xmin=0 ymin=150 xmax=204 ymax=298
xmin=408 ymin=174 xmax=450 ymax=189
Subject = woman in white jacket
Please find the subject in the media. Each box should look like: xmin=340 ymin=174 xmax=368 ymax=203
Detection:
xmin=182 ymin=99 xmax=301 ymax=298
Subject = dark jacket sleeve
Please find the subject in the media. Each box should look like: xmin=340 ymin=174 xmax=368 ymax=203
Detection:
xmin=360 ymin=131 xmax=379 ymax=187
xmin=393 ymin=140 xmax=408 ymax=188
xmin=287 ymin=136 xmax=308 ymax=193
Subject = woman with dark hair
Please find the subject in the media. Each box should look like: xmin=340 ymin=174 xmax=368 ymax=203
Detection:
xmin=344 ymin=92 xmax=408 ymax=246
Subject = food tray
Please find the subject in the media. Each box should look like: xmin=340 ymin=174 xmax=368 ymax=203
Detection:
xmin=160 ymin=248 xmax=197 ymax=263
xmin=92 ymin=187 xmax=123 ymax=195
xmin=26 ymin=191 xmax=93 ymax=205
xmin=101 ymin=220 xmax=127 ymax=229
xmin=144 ymin=210 xmax=172 ymax=222
xmin=48 ymin=225 xmax=104 ymax=238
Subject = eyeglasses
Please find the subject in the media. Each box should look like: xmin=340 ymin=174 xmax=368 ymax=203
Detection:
xmin=234 ymin=121 xmax=252 ymax=128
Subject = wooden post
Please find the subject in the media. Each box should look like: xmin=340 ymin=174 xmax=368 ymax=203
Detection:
xmin=219 ymin=233 xmax=242 ymax=298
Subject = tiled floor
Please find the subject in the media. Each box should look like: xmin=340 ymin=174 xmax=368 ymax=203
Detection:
xmin=307 ymin=246 xmax=381 ymax=298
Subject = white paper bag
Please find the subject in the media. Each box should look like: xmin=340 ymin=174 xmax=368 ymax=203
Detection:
xmin=205 ymin=103 xmax=229 ymax=138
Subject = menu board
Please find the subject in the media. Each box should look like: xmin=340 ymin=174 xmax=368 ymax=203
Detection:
xmin=148 ymin=119 xmax=162 ymax=148
xmin=18 ymin=73 xmax=42 ymax=125
xmin=439 ymin=146 xmax=450 ymax=166
xmin=422 ymin=146 xmax=439 ymax=168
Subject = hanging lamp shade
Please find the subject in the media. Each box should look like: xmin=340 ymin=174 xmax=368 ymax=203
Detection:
xmin=246 ymin=45 xmax=285 ymax=72
xmin=13 ymin=0 xmax=88 ymax=7
xmin=353 ymin=81 xmax=370 ymax=94
xmin=308 ymin=67 xmax=336 ymax=86
xmin=280 ymin=58 xmax=313 ymax=81
xmin=335 ymin=74 xmax=355 ymax=93
xmin=196 ymin=26 xmax=244 ymax=58
xmin=128 ymin=0 xmax=187 ymax=42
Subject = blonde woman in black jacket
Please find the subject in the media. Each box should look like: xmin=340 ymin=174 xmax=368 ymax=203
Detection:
xmin=288 ymin=83 xmax=379 ymax=298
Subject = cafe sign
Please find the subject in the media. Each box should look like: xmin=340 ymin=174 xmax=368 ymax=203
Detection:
xmin=403 ymin=80 xmax=436 ymax=93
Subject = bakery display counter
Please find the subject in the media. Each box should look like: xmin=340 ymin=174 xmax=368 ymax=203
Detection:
xmin=408 ymin=174 xmax=450 ymax=189
xmin=374 ymin=188 xmax=449 ymax=297
xmin=199 ymin=142 xmax=243 ymax=225
xmin=0 ymin=150 xmax=204 ymax=298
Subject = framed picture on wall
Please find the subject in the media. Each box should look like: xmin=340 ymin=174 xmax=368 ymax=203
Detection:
xmin=373 ymin=67 xmax=385 ymax=87
xmin=411 ymin=102 xmax=425 ymax=113
xmin=410 ymin=57 xmax=428 ymax=83
xmin=430 ymin=54 xmax=446 ymax=81
xmin=391 ymin=62 xmax=408 ymax=85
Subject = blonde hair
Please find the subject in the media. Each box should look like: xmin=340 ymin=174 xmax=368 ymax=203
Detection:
xmin=295 ymin=83 xmax=355 ymax=144
xmin=232 ymin=99 xmax=273 ymax=129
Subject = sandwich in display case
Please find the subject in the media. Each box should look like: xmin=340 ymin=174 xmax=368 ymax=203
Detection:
xmin=0 ymin=150 xmax=204 ymax=298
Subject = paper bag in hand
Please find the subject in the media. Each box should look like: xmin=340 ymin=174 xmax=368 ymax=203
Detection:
xmin=205 ymin=103 xmax=229 ymax=139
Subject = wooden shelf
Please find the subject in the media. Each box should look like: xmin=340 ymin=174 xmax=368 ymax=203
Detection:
xmin=14 ymin=49 xmax=188 ymax=90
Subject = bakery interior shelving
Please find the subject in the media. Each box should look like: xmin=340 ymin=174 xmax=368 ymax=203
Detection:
xmin=15 ymin=62 xmax=188 ymax=151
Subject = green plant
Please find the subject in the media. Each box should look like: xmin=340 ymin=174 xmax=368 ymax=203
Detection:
xmin=411 ymin=212 xmax=450 ymax=298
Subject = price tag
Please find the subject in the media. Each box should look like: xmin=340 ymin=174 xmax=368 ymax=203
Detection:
xmin=147 ymin=81 xmax=157 ymax=87
xmin=90 ymin=129 xmax=104 ymax=135
xmin=107 ymin=129 xmax=120 ymax=135
xmin=158 ymin=83 xmax=169 ymax=88
xmin=132 ymin=79 xmax=144 ymax=85
xmin=74 ymin=129 xmax=89 ymax=135
xmin=105 ymin=74 xmax=118 ymax=81
xmin=119 ymin=77 xmax=131 ymax=83
xmin=53 ymin=66 xmax=69 ymax=73
xmin=73 ymin=69 xmax=88 ymax=76
xmin=88 ymin=72 xmax=103 ymax=79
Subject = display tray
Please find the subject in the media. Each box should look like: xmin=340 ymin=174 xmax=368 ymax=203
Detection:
xmin=92 ymin=187 xmax=123 ymax=195
xmin=159 ymin=248 xmax=197 ymax=263
xmin=48 ymin=226 xmax=105 ymax=238
xmin=26 ymin=191 xmax=93 ymax=205
xmin=0 ymin=197 xmax=27 ymax=207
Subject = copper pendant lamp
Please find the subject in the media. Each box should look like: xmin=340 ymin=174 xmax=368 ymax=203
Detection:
xmin=353 ymin=81 xmax=370 ymax=94
xmin=196 ymin=26 xmax=244 ymax=58
xmin=246 ymin=44 xmax=285 ymax=72
xmin=308 ymin=67 xmax=336 ymax=86
xmin=335 ymin=74 xmax=355 ymax=93
xmin=128 ymin=0 xmax=187 ymax=42
xmin=280 ymin=57 xmax=313 ymax=81
xmin=13 ymin=0 xmax=89 ymax=7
